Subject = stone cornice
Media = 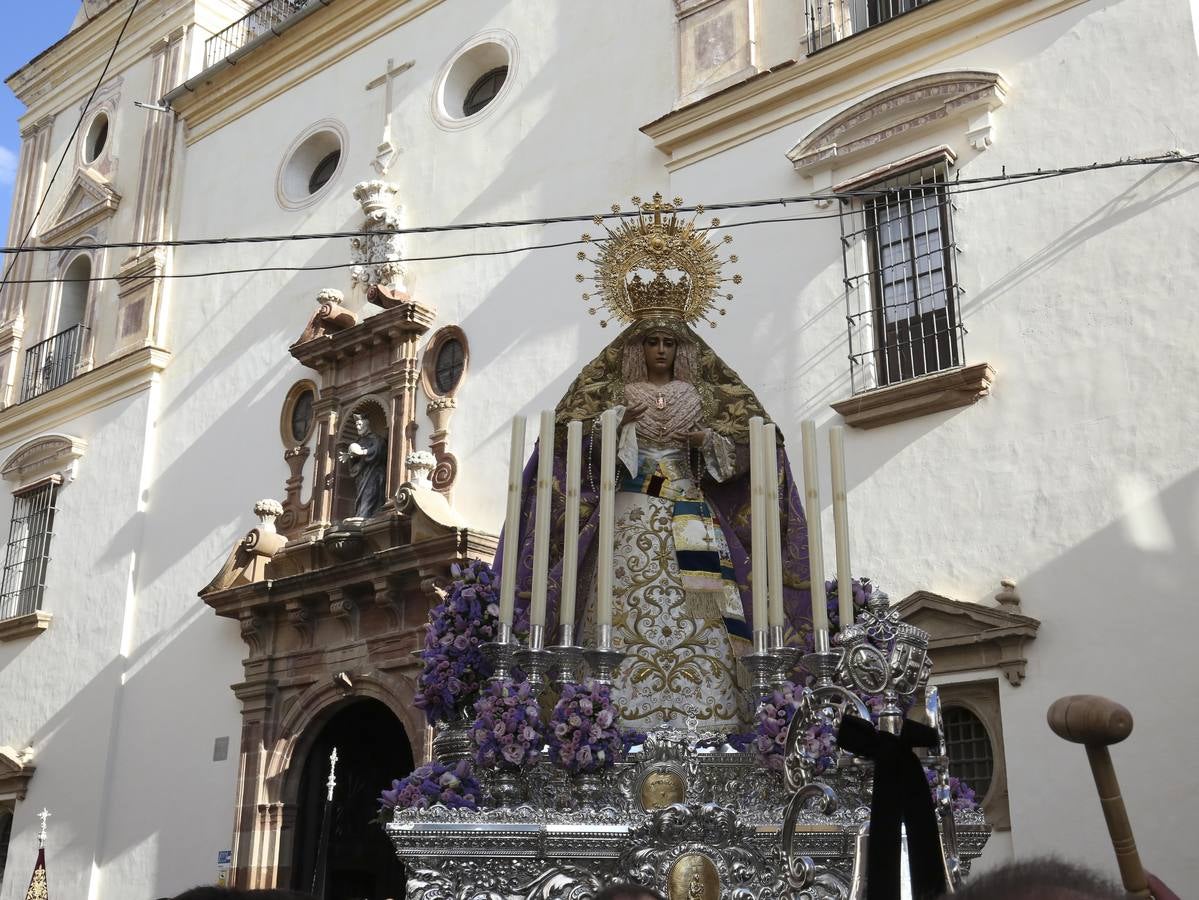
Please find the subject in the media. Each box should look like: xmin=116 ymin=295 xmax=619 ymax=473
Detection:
xmin=290 ymin=300 xmax=437 ymax=373
xmin=0 ymin=746 xmax=36 ymax=799
xmin=0 ymin=345 xmax=169 ymax=449
xmin=7 ymin=0 xmax=195 ymax=124
xmin=169 ymin=0 xmax=448 ymax=145
xmin=897 ymin=590 xmax=1040 ymax=686
xmin=640 ymin=0 xmax=1090 ymax=171
xmin=831 ymin=362 xmax=995 ymax=429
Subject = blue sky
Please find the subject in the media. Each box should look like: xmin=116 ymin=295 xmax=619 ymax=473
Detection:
xmin=0 ymin=1 xmax=83 ymax=240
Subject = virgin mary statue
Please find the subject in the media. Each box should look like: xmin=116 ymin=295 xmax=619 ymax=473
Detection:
xmin=494 ymin=196 xmax=813 ymax=732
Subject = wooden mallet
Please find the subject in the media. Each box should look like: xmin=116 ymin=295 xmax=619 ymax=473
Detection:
xmin=1047 ymin=694 xmax=1151 ymax=898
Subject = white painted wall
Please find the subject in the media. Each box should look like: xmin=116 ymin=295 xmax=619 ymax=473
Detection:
xmin=2 ymin=0 xmax=1197 ymax=896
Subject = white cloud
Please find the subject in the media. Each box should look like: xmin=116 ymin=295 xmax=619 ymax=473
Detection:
xmin=0 ymin=146 xmax=17 ymax=187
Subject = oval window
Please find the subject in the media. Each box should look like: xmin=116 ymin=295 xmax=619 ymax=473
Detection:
xmin=463 ymin=66 xmax=508 ymax=117
xmin=84 ymin=113 xmax=109 ymax=164
xmin=290 ymin=388 xmax=315 ymax=443
xmin=434 ymin=338 xmax=465 ymax=394
xmin=308 ymin=149 xmax=341 ymax=195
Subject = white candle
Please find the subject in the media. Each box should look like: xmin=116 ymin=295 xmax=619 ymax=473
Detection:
xmin=762 ymin=422 xmax=785 ymax=632
xmin=529 ymin=410 xmax=555 ymax=629
xmin=801 ymin=420 xmax=829 ymax=642
xmin=595 ymin=409 xmax=618 ymax=634
xmin=498 ymin=415 xmax=526 ymax=630
xmin=559 ymin=420 xmax=583 ymax=637
xmin=748 ymin=416 xmax=768 ymax=635
xmin=828 ymin=425 xmax=854 ymax=631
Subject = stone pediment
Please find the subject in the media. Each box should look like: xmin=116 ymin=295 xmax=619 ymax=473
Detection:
xmin=1 ymin=433 xmax=87 ymax=489
xmin=896 ymin=589 xmax=1039 ymax=686
xmin=40 ymin=167 xmax=121 ymax=244
xmin=0 ymin=745 xmax=35 ymax=801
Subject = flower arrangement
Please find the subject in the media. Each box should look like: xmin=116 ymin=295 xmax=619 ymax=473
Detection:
xmin=415 ymin=560 xmax=527 ymax=725
xmin=377 ymin=760 xmax=482 ymax=815
xmin=926 ymin=769 xmax=979 ymax=813
xmin=823 ymin=575 xmax=874 ymax=639
xmin=547 ymin=679 xmax=624 ymax=774
xmin=471 ymin=678 xmax=545 ymax=770
xmin=753 ymin=681 xmax=839 ymax=775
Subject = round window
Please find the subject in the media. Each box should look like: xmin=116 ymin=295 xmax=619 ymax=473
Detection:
xmin=278 ymin=123 xmax=346 ymax=208
xmin=290 ymin=389 xmax=315 ymax=442
xmin=463 ymin=66 xmax=508 ymax=117
xmin=943 ymin=706 xmax=994 ymax=800
xmin=281 ymin=381 xmax=318 ymax=446
xmin=84 ymin=113 xmax=109 ymax=164
xmin=308 ymin=150 xmax=341 ymax=195
xmin=435 ymin=339 xmax=465 ymax=394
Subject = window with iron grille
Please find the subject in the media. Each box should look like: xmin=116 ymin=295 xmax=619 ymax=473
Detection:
xmin=0 ymin=481 xmax=58 ymax=621
xmin=840 ymin=163 xmax=965 ymax=393
xmin=944 ymin=705 xmax=994 ymax=800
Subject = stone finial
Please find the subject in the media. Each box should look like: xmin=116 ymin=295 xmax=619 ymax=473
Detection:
xmin=995 ymin=579 xmax=1020 ymax=610
xmin=254 ymin=499 xmax=285 ymax=532
xmin=406 ymin=450 xmax=436 ymax=489
xmin=316 ymin=288 xmax=344 ymax=306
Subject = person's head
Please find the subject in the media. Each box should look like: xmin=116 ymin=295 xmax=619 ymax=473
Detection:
xmin=642 ymin=330 xmax=677 ymax=380
xmin=351 ymin=412 xmax=370 ymax=435
xmin=171 ymin=889 xmax=315 ymax=900
xmin=593 ymin=883 xmax=665 ymax=900
xmin=946 ymin=857 xmax=1125 ymax=899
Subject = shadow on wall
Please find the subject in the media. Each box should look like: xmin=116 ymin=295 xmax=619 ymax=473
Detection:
xmin=991 ymin=465 xmax=1199 ymax=890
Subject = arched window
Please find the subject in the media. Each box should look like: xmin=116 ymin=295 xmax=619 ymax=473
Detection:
xmin=57 ymin=255 xmax=90 ymax=333
xmin=944 ymin=705 xmax=994 ymax=799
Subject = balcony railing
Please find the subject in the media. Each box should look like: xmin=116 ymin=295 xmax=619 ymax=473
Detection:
xmin=21 ymin=324 xmax=88 ymax=403
xmin=805 ymin=0 xmax=936 ymax=53
xmin=204 ymin=0 xmax=314 ymax=68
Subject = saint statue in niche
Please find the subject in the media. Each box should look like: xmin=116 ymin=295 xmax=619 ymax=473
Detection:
xmin=338 ymin=411 xmax=388 ymax=520
xmin=496 ymin=194 xmax=813 ymax=731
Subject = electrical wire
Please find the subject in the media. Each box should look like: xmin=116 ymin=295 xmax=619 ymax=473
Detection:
xmin=0 ymin=0 xmax=144 ymax=294
xmin=0 ymin=151 xmax=1193 ymax=286
xmin=0 ymin=151 xmax=1193 ymax=260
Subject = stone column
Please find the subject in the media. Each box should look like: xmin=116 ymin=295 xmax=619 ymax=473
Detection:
xmin=114 ymin=27 xmax=187 ymax=356
xmin=0 ymin=115 xmax=54 ymax=407
xmin=230 ymin=678 xmax=279 ymax=888
xmin=307 ymin=397 xmax=339 ymax=531
xmin=384 ymin=340 xmax=421 ymax=499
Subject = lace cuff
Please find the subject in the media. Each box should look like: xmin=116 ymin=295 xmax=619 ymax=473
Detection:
xmin=702 ymin=430 xmax=737 ymax=482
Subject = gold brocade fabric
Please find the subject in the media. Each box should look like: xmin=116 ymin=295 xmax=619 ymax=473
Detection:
xmin=24 ymin=863 xmax=47 ymax=900
xmin=582 ymin=489 xmax=747 ymax=731
xmin=555 ymin=319 xmax=767 ymax=444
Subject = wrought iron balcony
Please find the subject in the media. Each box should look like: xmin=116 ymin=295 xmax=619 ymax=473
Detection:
xmin=805 ymin=0 xmax=936 ymax=53
xmin=204 ymin=0 xmax=314 ymax=68
xmin=21 ymin=324 xmax=88 ymax=403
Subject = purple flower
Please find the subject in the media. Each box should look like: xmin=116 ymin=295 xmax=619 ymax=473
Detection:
xmin=471 ymin=678 xmax=544 ymax=772
xmin=546 ymin=678 xmax=628 ymax=774
xmin=377 ymin=762 xmax=482 ymax=814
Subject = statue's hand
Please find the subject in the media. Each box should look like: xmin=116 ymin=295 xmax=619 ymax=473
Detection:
xmin=683 ymin=429 xmax=708 ymax=448
xmin=347 ymin=442 xmax=366 ymax=456
xmin=619 ymin=403 xmax=648 ymax=428
xmin=337 ymin=450 xmax=351 ymax=464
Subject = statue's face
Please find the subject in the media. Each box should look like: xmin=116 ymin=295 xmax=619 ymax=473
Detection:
xmin=643 ymin=331 xmax=677 ymax=378
xmin=353 ymin=414 xmax=369 ymax=435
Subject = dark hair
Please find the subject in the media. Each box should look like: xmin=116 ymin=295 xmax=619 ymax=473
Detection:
xmin=594 ymin=883 xmax=666 ymax=900
xmin=947 ymin=858 xmax=1125 ymax=899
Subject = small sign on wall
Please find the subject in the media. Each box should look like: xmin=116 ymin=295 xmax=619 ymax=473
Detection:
xmin=216 ymin=849 xmax=232 ymax=886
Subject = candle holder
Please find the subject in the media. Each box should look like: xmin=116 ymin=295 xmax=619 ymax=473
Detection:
xmin=583 ymin=624 xmax=626 ymax=686
xmin=548 ymin=622 xmax=586 ymax=686
xmin=768 ymin=625 xmax=803 ymax=689
xmin=515 ymin=623 xmax=553 ymax=695
xmin=742 ymin=629 xmax=782 ymax=711
xmin=482 ymin=623 xmax=518 ymax=685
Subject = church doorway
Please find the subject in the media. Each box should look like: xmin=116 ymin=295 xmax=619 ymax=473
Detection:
xmin=290 ymin=697 xmax=413 ymax=899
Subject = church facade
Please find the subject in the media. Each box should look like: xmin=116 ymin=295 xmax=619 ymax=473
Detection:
xmin=0 ymin=0 xmax=1196 ymax=897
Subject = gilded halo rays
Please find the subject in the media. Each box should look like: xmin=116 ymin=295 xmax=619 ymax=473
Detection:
xmin=575 ymin=193 xmax=742 ymax=329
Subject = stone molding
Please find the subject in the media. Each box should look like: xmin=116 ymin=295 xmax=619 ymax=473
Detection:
xmin=1 ymin=433 xmax=87 ymax=490
xmin=831 ymin=362 xmax=995 ymax=429
xmin=786 ymin=70 xmax=1007 ymax=201
xmin=896 ymin=588 xmax=1039 ymax=687
xmin=39 ymin=167 xmax=120 ymax=246
xmin=0 ymin=746 xmax=35 ymax=799
xmin=168 ymin=0 xmax=450 ymax=145
xmin=0 ymin=611 xmax=53 ymax=643
xmin=0 ymin=345 xmax=169 ymax=446
xmin=641 ymin=0 xmax=1088 ymax=171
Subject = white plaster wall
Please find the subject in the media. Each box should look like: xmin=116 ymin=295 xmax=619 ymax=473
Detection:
xmin=4 ymin=0 xmax=1197 ymax=896
xmin=668 ymin=0 xmax=1199 ymax=889
xmin=0 ymin=392 xmax=151 ymax=900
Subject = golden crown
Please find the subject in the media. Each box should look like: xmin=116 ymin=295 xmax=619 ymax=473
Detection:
xmin=575 ymin=193 xmax=742 ymax=328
